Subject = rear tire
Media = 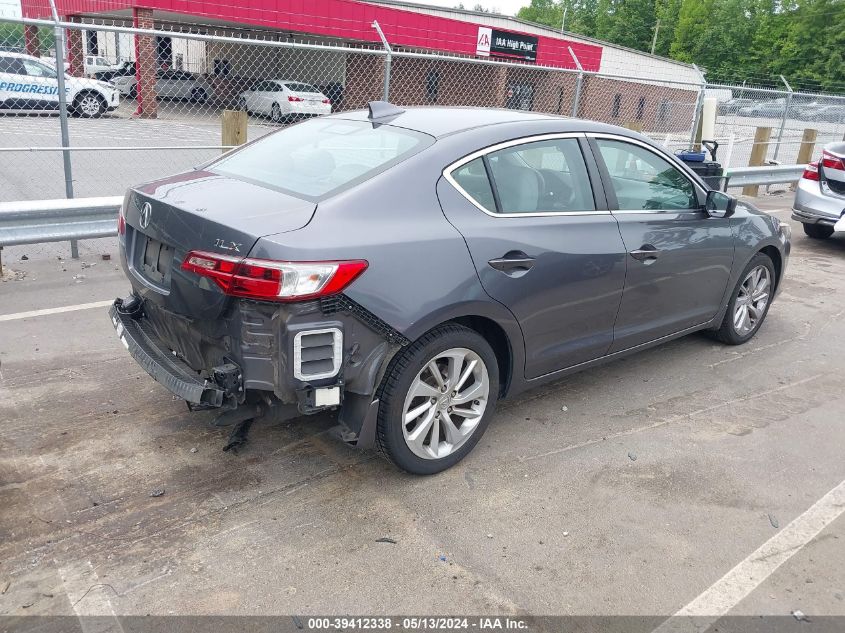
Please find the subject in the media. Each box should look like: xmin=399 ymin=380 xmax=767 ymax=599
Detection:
xmin=376 ymin=324 xmax=499 ymax=475
xmin=802 ymin=223 xmax=834 ymax=239
xmin=190 ymin=88 xmax=207 ymax=104
xmin=710 ymin=253 xmax=776 ymax=345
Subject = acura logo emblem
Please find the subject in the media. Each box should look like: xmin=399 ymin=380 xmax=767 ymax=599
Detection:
xmin=139 ymin=202 xmax=152 ymax=229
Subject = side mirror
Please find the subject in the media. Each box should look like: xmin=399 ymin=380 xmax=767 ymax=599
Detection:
xmin=705 ymin=190 xmax=737 ymax=219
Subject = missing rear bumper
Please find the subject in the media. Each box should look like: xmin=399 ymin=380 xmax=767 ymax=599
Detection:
xmin=109 ymin=298 xmax=242 ymax=409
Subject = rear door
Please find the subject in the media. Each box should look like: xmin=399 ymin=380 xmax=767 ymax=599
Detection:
xmin=588 ymin=135 xmax=734 ymax=352
xmin=438 ymin=134 xmax=628 ymax=379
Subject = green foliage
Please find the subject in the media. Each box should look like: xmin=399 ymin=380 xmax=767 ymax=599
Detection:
xmin=515 ymin=0 xmax=845 ymax=91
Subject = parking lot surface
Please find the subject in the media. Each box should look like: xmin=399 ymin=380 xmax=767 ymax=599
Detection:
xmin=0 ymin=196 xmax=843 ymax=618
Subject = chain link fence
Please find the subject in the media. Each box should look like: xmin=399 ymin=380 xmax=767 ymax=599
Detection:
xmin=1 ymin=15 xmax=844 ymax=225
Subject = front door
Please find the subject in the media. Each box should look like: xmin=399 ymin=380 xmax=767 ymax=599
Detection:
xmin=438 ymin=134 xmax=628 ymax=379
xmin=589 ymin=136 xmax=734 ymax=352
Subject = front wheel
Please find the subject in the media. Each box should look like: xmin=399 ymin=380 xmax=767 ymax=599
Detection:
xmin=711 ymin=253 xmax=776 ymax=345
xmin=376 ymin=324 xmax=499 ymax=475
xmin=271 ymin=103 xmax=283 ymax=123
xmin=802 ymin=223 xmax=834 ymax=239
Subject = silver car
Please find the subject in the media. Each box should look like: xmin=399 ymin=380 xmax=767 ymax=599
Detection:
xmin=792 ymin=141 xmax=845 ymax=239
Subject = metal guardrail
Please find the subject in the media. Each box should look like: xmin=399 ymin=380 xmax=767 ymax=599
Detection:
xmin=0 ymin=196 xmax=122 ymax=248
xmin=722 ymin=164 xmax=806 ymax=189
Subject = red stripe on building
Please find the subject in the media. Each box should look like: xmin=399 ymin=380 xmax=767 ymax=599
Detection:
xmin=21 ymin=0 xmax=603 ymax=71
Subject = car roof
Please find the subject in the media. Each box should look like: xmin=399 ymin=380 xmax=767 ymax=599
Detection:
xmin=332 ymin=106 xmax=624 ymax=139
xmin=0 ymin=51 xmax=39 ymax=60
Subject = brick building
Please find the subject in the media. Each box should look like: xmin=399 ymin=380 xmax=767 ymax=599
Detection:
xmin=20 ymin=0 xmax=702 ymax=129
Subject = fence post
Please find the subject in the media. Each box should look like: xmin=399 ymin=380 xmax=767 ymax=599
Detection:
xmin=47 ymin=0 xmax=78 ymax=259
xmin=742 ymin=126 xmax=772 ymax=197
xmin=772 ymin=75 xmax=793 ymax=163
xmin=372 ymin=21 xmax=392 ymax=101
xmin=221 ymin=110 xmax=247 ymax=152
xmin=688 ymin=65 xmax=706 ymax=150
xmin=567 ymin=47 xmax=583 ymax=118
xmin=791 ymin=128 xmax=817 ymax=191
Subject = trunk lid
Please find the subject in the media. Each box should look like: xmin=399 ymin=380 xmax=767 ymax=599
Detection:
xmin=123 ymin=169 xmax=316 ymax=320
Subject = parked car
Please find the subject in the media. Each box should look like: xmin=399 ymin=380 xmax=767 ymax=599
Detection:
xmin=111 ymin=69 xmax=210 ymax=103
xmin=95 ymin=60 xmax=135 ymax=82
xmin=0 ymin=51 xmax=119 ymax=116
xmin=792 ymin=141 xmax=845 ymax=239
xmin=798 ymin=103 xmax=845 ymax=123
xmin=737 ymin=100 xmax=788 ymax=118
xmin=110 ymin=103 xmax=791 ymax=474
xmin=239 ymin=80 xmax=331 ymax=122
xmin=717 ymin=97 xmax=754 ymax=115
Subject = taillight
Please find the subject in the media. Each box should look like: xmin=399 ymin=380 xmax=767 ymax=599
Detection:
xmin=322 ymin=98 xmax=331 ymax=104
xmin=288 ymin=95 xmax=303 ymax=102
xmin=821 ymin=150 xmax=845 ymax=172
xmin=802 ymin=161 xmax=820 ymax=181
xmin=117 ymin=204 xmax=126 ymax=235
xmin=181 ymin=251 xmax=367 ymax=302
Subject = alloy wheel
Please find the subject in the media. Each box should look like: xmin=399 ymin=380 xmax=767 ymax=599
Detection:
xmin=401 ymin=347 xmax=489 ymax=460
xmin=79 ymin=94 xmax=102 ymax=117
xmin=271 ymin=104 xmax=282 ymax=122
xmin=733 ymin=265 xmax=771 ymax=336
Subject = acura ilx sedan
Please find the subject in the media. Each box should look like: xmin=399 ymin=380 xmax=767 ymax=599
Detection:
xmin=110 ymin=102 xmax=791 ymax=474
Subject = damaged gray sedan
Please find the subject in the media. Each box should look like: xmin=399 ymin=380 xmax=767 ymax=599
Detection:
xmin=110 ymin=102 xmax=790 ymax=474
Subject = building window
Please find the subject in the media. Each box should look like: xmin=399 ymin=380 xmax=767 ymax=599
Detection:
xmin=611 ymin=93 xmax=621 ymax=118
xmin=636 ymin=96 xmax=646 ymax=120
xmin=214 ymin=59 xmax=231 ymax=76
xmin=86 ymin=30 xmax=99 ymax=56
xmin=426 ymin=70 xmax=440 ymax=103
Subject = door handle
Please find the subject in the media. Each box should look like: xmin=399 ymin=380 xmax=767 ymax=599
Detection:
xmin=629 ymin=245 xmax=661 ymax=262
xmin=488 ymin=252 xmax=535 ymax=274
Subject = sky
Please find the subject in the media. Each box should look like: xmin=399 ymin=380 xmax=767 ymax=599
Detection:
xmin=0 ymin=0 xmax=525 ymax=19
xmin=411 ymin=0 xmax=524 ymax=15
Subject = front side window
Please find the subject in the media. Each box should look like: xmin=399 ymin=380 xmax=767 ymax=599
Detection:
xmin=211 ymin=118 xmax=432 ymax=199
xmin=596 ymin=139 xmax=698 ymax=211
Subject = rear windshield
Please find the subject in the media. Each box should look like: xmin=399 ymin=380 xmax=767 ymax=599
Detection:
xmin=284 ymin=82 xmax=319 ymax=93
xmin=209 ymin=118 xmax=432 ymax=200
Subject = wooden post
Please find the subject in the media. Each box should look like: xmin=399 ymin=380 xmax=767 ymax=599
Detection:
xmin=222 ymin=110 xmax=248 ymax=153
xmin=624 ymin=121 xmax=643 ymax=132
xmin=742 ymin=127 xmax=772 ymax=197
xmin=791 ymin=128 xmax=818 ymax=191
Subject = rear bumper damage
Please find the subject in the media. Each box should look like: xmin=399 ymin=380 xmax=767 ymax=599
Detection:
xmin=110 ymin=297 xmax=242 ymax=409
xmin=109 ymin=293 xmax=406 ymax=448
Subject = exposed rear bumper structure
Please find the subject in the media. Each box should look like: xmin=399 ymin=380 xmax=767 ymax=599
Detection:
xmin=109 ymin=298 xmax=241 ymax=409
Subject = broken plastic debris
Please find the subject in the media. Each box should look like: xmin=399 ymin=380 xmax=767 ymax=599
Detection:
xmin=768 ymin=514 xmax=780 ymax=529
xmin=149 ymin=488 xmax=165 ymax=498
xmin=791 ymin=610 xmax=808 ymax=622
xmin=438 ymin=555 xmax=447 ymax=562
xmin=375 ymin=537 xmax=397 ymax=544
xmin=628 ymin=452 xmax=637 ymax=461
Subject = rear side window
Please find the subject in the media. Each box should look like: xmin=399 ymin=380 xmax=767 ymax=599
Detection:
xmin=451 ymin=158 xmax=496 ymax=211
xmin=449 ymin=137 xmax=595 ymax=215
xmin=210 ymin=118 xmax=432 ymax=200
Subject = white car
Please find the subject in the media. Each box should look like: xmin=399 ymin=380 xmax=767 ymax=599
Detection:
xmin=239 ymin=80 xmax=331 ymax=122
xmin=111 ymin=70 xmax=211 ymax=103
xmin=0 ymin=51 xmax=119 ymax=117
